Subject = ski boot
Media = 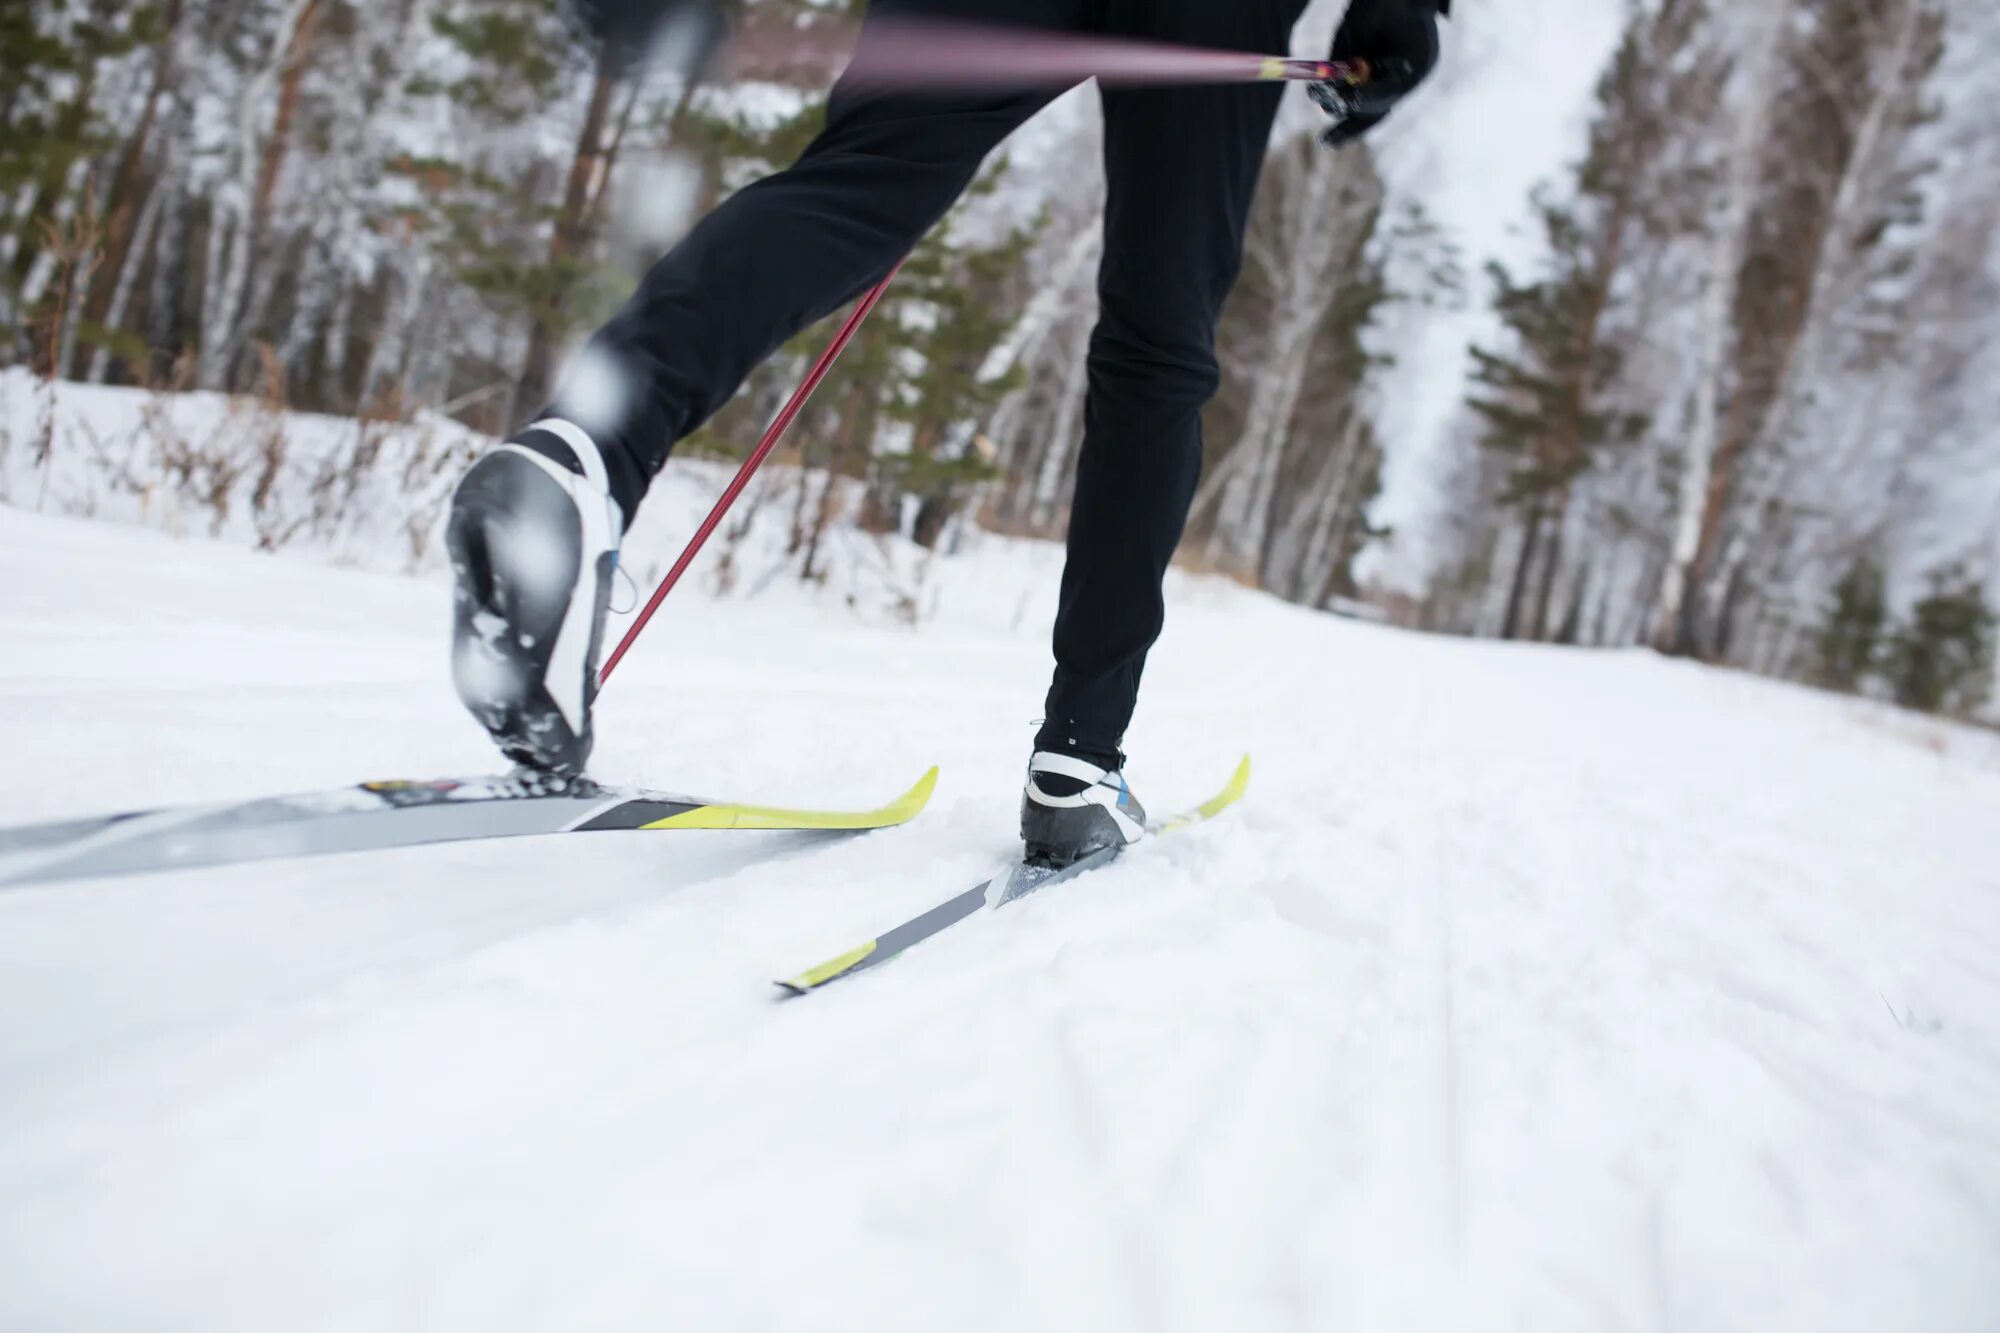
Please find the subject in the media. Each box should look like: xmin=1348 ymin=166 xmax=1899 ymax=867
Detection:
xmin=447 ymin=419 xmax=621 ymax=780
xmin=1020 ymin=750 xmax=1148 ymax=868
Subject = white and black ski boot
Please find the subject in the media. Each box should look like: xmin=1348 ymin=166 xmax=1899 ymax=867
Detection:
xmin=447 ymin=419 xmax=621 ymax=780
xmin=1020 ymin=751 xmax=1148 ymax=868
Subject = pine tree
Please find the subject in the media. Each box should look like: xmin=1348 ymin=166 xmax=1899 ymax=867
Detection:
xmin=875 ymin=203 xmax=1038 ymax=550
xmin=1459 ymin=0 xmax=1705 ymax=643
xmin=1811 ymin=556 xmax=1887 ymax=689
xmin=402 ymin=0 xmax=615 ymax=418
xmin=1 ymin=2 xmax=166 ymax=349
xmin=1886 ymin=566 xmax=1995 ymax=716
xmin=1465 ymin=196 xmax=1646 ymax=640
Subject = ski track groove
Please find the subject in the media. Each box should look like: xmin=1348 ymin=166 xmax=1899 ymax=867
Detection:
xmin=1645 ymin=1188 xmax=1678 ymax=1333
xmin=1435 ymin=820 xmax=1466 ymax=1259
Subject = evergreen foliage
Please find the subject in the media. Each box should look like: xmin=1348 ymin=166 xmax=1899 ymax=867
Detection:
xmin=1811 ymin=557 xmax=1888 ymax=690
xmin=0 ymin=0 xmax=1992 ymax=700
xmin=1 ymin=2 xmax=166 ymax=337
xmin=1885 ymin=568 xmax=1995 ymax=716
xmin=660 ymin=6 xmax=1035 ymax=553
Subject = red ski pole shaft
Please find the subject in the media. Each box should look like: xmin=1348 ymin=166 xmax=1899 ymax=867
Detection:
xmin=597 ymin=260 xmax=904 ymax=690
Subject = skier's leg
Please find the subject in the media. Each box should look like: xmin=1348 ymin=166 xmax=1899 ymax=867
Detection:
xmin=1034 ymin=0 xmax=1308 ymax=764
xmin=544 ymin=1 xmax=1070 ymax=525
xmin=453 ymin=1 xmax=1074 ymax=775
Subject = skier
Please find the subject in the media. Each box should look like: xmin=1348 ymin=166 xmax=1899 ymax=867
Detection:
xmin=447 ymin=0 xmax=1447 ymax=866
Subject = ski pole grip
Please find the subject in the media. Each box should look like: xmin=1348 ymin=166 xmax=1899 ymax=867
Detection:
xmin=1307 ymin=56 xmax=1414 ymax=134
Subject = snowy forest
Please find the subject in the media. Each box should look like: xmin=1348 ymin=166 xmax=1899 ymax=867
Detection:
xmin=2 ymin=0 xmax=1995 ymax=717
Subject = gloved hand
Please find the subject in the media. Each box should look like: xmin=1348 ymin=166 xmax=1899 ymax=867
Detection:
xmin=1312 ymin=0 xmax=1449 ymax=148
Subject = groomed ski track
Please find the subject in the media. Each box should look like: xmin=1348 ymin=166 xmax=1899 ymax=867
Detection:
xmin=1 ymin=505 xmax=1996 ymax=1332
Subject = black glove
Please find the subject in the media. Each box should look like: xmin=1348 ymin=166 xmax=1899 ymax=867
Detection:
xmin=1313 ymin=0 xmax=1448 ymax=148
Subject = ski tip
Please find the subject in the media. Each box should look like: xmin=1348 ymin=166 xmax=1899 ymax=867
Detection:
xmin=1154 ymin=755 xmax=1253 ymax=835
xmin=897 ymin=766 xmax=942 ymax=821
xmin=1188 ymin=753 xmax=1249 ymax=810
xmin=640 ymin=765 xmax=940 ymax=831
xmin=776 ymin=940 xmax=879 ymax=995
xmin=1191 ymin=754 xmax=1252 ymax=821
xmin=1216 ymin=754 xmax=1252 ymax=808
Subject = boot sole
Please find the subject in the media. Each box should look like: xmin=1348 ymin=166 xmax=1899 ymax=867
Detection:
xmin=447 ymin=455 xmax=592 ymax=776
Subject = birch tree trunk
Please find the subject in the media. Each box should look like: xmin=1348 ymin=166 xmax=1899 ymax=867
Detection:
xmin=278 ymin=0 xmax=430 ymax=389
xmin=359 ymin=250 xmax=434 ymax=414
xmin=1207 ymin=307 xmax=1317 ymax=573
xmin=1268 ymin=406 xmax=1362 ymax=599
xmin=81 ymin=0 xmax=184 ymax=351
xmin=982 ymin=224 xmax=1099 ymax=529
xmin=198 ymin=0 xmax=316 ymax=389
xmin=1530 ymin=497 xmax=1572 ymax=641
xmin=1027 ymin=329 xmax=1092 ymax=528
xmin=1302 ymin=415 xmax=1372 ymax=605
xmin=146 ymin=172 xmax=189 ymax=379
xmin=323 ymin=273 xmax=355 ymax=390
xmin=1652 ymin=0 xmax=1791 ymax=651
xmin=977 ymin=224 xmax=1100 ymax=387
xmin=17 ymin=160 xmax=93 ymax=312
xmin=518 ymin=51 xmax=620 ymax=412
xmin=1185 ymin=432 xmax=1252 ymax=528
xmin=1501 ymin=507 xmax=1547 ymax=641
xmin=86 ymin=180 xmax=164 ymax=383
xmin=1206 ymin=145 xmax=1352 ymax=574
xmin=1700 ymin=0 xmax=1930 ymax=634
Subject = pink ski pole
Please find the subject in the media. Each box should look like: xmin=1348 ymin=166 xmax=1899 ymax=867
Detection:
xmin=725 ymin=17 xmax=1377 ymax=91
xmin=597 ymin=260 xmax=904 ymax=689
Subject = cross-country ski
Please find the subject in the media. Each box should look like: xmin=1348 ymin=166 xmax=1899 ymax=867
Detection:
xmin=0 ymin=767 xmax=937 ymax=890
xmin=779 ymin=756 xmax=1250 ymax=994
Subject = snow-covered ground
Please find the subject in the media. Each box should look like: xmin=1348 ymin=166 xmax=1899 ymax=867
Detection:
xmin=1 ymin=501 xmax=1997 ymax=1333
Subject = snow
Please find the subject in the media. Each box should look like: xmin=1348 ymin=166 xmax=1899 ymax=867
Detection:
xmin=1 ymin=499 xmax=1998 ymax=1333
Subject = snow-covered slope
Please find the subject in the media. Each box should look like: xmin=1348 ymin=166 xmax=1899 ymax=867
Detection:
xmin=1 ymin=503 xmax=1996 ymax=1332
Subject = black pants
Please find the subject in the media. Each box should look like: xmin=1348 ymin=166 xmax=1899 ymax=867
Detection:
xmin=562 ymin=0 xmax=1309 ymax=759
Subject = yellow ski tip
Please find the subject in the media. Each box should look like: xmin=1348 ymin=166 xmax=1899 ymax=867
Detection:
xmin=1155 ymin=755 xmax=1252 ymax=835
xmin=777 ymin=940 xmax=879 ymax=994
xmin=1197 ymin=755 xmax=1252 ymax=820
xmin=642 ymin=766 xmax=939 ymax=831
xmin=897 ymin=765 xmax=942 ymax=818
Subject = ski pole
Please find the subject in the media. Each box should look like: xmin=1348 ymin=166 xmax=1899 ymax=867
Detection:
xmin=726 ymin=17 xmax=1380 ymax=91
xmin=597 ymin=259 xmax=905 ymax=689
